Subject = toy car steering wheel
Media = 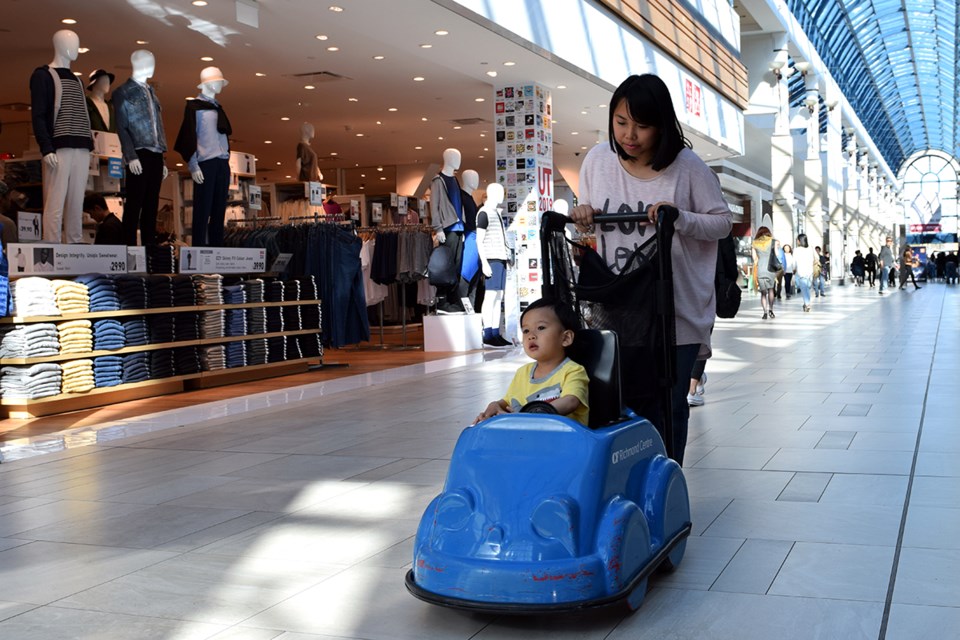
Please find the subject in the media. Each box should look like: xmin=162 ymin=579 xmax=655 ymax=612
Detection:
xmin=519 ymin=401 xmax=558 ymax=414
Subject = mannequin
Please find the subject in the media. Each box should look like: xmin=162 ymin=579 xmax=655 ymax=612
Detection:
xmin=476 ymin=183 xmax=510 ymax=347
xmin=112 ymin=50 xmax=169 ymax=246
xmin=85 ymin=69 xmax=115 ymax=133
xmin=29 ymin=30 xmax=92 ymax=243
xmin=295 ymin=122 xmax=323 ymax=182
xmin=459 ymin=169 xmax=482 ymax=309
xmin=174 ymin=66 xmax=232 ymax=247
xmin=430 ymin=148 xmax=466 ymax=313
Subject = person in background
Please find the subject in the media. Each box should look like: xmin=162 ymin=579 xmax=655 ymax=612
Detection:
xmin=773 ymin=239 xmax=786 ymax=300
xmin=865 ymin=247 xmax=878 ymax=287
xmin=878 ymin=236 xmax=895 ymax=294
xmin=0 ymin=180 xmax=23 ymax=248
xmin=793 ymin=234 xmax=816 ymax=312
xmin=752 ymin=226 xmax=777 ymax=319
xmin=851 ymin=249 xmax=865 ymax=286
xmin=899 ymin=246 xmax=921 ymax=290
xmin=814 ymin=246 xmax=827 ymax=296
xmin=83 ymin=194 xmax=124 ymax=245
xmin=782 ymin=244 xmax=796 ymax=298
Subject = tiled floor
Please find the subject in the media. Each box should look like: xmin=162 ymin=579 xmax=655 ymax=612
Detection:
xmin=0 ymin=281 xmax=956 ymax=639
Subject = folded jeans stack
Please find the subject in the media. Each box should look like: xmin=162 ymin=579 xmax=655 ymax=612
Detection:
xmin=242 ymin=279 xmax=265 ymax=303
xmin=222 ymin=283 xmax=247 ymax=305
xmin=285 ymin=335 xmax=303 ymax=360
xmin=93 ymin=355 xmax=123 ymax=388
xmin=51 ymin=279 xmax=91 ymax=315
xmin=76 ymin=274 xmax=120 ymax=312
xmin=0 ymin=323 xmax=60 ymax=358
xmin=150 ymin=350 xmax=175 ymax=378
xmin=193 ymin=274 xmax=224 ymax=305
xmin=266 ymin=280 xmax=284 ymax=303
xmin=200 ymin=345 xmax=226 ymax=371
xmin=148 ymin=314 xmax=176 ymax=343
xmin=267 ymin=336 xmax=286 ymax=363
xmin=57 ymin=319 xmax=93 ymax=355
xmin=116 ymin=276 xmax=148 ymax=310
xmin=176 ymin=312 xmax=200 ymax=341
xmin=225 ymin=340 xmax=247 ymax=368
xmin=173 ymin=346 xmax=201 ymax=375
xmin=265 ymin=305 xmax=284 ymax=333
xmin=283 ymin=304 xmax=303 ymax=331
xmin=246 ymin=306 xmax=267 ymax=335
xmin=225 ymin=308 xmax=247 ymax=337
xmin=146 ymin=245 xmax=176 ymax=274
xmin=92 ymin=319 xmax=126 ymax=351
xmin=172 ymin=275 xmax=196 ymax=307
xmin=283 ymin=280 xmax=301 ymax=302
xmin=61 ymin=359 xmax=95 ymax=394
xmin=122 ymin=318 xmax=150 ymax=347
xmin=246 ymin=338 xmax=268 ymax=365
xmin=121 ymin=352 xmax=150 ymax=383
xmin=1 ymin=362 xmax=62 ymax=399
xmin=146 ymin=275 xmax=175 ymax=309
xmin=298 ymin=334 xmax=323 ymax=359
xmin=296 ymin=276 xmax=319 ymax=301
xmin=12 ymin=277 xmax=60 ymax=317
xmin=200 ymin=310 xmax=225 ymax=339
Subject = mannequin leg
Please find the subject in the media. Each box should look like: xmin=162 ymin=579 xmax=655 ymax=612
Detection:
xmin=207 ymin=158 xmax=230 ymax=246
xmin=138 ymin=150 xmax=164 ymax=246
xmin=481 ymin=289 xmax=502 ymax=329
xmin=62 ymin=148 xmax=89 ymax=244
xmin=192 ymin=159 xmax=217 ymax=247
xmin=124 ymin=159 xmax=148 ymax=246
xmin=41 ymin=149 xmax=71 ymax=243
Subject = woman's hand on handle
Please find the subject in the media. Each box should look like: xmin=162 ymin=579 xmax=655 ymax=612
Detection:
xmin=645 ymin=201 xmax=676 ymax=224
xmin=570 ymin=204 xmax=599 ymax=233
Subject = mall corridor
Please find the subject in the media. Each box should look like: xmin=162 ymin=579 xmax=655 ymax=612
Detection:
xmin=0 ymin=281 xmax=956 ymax=639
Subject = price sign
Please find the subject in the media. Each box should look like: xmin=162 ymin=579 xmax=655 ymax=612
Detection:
xmin=179 ymin=247 xmax=267 ymax=274
xmin=372 ymin=202 xmax=383 ymax=222
xmin=17 ymin=211 xmax=41 ymax=242
xmin=107 ymin=158 xmax=124 ymax=179
xmin=270 ymin=252 xmax=293 ymax=273
xmin=349 ymin=200 xmax=360 ymax=221
xmin=307 ymin=181 xmax=325 ymax=206
xmin=9 ymin=243 xmax=128 ymax=276
xmin=127 ymin=246 xmax=147 ymax=273
xmin=248 ymin=184 xmax=262 ymax=211
xmin=398 ymin=195 xmax=408 ymax=214
xmin=390 ymin=192 xmax=399 ymax=207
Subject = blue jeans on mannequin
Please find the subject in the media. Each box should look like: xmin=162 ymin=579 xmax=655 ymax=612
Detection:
xmin=192 ymin=157 xmax=229 ymax=247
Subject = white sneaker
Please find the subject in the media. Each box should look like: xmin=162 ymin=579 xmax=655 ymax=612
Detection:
xmin=687 ymin=393 xmax=704 ymax=407
xmin=696 ymin=373 xmax=707 ymax=396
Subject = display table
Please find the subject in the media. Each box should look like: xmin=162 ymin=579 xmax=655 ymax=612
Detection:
xmin=423 ymin=313 xmax=483 ymax=352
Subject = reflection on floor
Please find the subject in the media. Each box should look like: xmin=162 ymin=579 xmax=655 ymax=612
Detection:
xmin=0 ymin=282 xmax=956 ymax=639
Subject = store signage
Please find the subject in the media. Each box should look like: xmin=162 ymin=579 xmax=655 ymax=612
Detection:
xmin=9 ymin=243 xmax=126 ymax=276
xmin=127 ymin=247 xmax=147 ymax=273
xmin=390 ymin=193 xmax=399 ymax=207
xmin=270 ymin=252 xmax=293 ymax=273
xmin=248 ymin=184 xmax=262 ymax=211
xmin=17 ymin=211 xmax=41 ymax=242
xmin=398 ymin=195 xmax=408 ymax=215
xmin=349 ymin=200 xmax=360 ymax=221
xmin=107 ymin=158 xmax=124 ymax=179
xmin=307 ymin=182 xmax=324 ymax=206
xmin=909 ymin=223 xmax=941 ymax=233
xmin=372 ymin=202 xmax=383 ymax=223
xmin=683 ymin=77 xmax=703 ymax=118
xmin=418 ymin=199 xmax=428 ymax=220
xmin=179 ymin=247 xmax=267 ymax=274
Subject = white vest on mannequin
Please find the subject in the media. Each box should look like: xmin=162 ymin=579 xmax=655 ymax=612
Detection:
xmin=42 ymin=30 xmax=80 ymax=170
xmin=477 ymin=183 xmax=507 ymax=333
xmin=191 ymin=79 xmax=226 ymax=184
xmin=435 ymin=147 xmax=462 ymax=244
xmin=126 ymin=50 xmax=168 ymax=179
xmin=296 ymin=122 xmax=323 ymax=182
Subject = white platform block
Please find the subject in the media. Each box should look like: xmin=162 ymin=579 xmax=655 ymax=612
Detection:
xmin=423 ymin=314 xmax=483 ymax=352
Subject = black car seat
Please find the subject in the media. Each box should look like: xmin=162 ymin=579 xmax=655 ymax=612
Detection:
xmin=567 ymin=329 xmax=623 ymax=428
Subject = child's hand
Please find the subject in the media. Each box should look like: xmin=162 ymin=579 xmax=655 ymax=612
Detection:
xmin=474 ymin=401 xmax=510 ymax=424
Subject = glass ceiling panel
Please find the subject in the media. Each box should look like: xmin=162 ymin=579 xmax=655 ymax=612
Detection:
xmin=786 ymin=0 xmax=958 ymax=173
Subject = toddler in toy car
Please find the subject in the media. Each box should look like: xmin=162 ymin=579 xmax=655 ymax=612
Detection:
xmin=474 ymin=298 xmax=589 ymax=426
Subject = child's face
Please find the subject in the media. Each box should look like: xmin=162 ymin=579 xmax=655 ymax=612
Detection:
xmin=520 ymin=307 xmax=573 ymax=362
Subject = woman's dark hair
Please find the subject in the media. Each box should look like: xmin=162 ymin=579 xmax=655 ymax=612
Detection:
xmin=754 ymin=226 xmax=772 ymax=240
xmin=521 ymin=297 xmax=580 ymax=332
xmin=608 ymin=74 xmax=691 ymax=170
xmin=796 ymin=233 xmax=809 ymax=248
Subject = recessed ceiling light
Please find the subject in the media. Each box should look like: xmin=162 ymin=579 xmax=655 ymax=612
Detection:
xmin=192 ymin=0 xmax=207 ymax=6
xmin=372 ymin=55 xmax=385 ymax=60
xmin=285 ymin=175 xmax=292 ymax=179
xmin=598 ymin=104 xmax=607 ymax=108
xmin=486 ymin=71 xmax=498 ymax=78
xmin=78 ymin=47 xmax=90 ymax=54
xmin=380 ymin=176 xmax=386 ymax=180
xmin=361 ymin=174 xmax=366 ymax=178
xmin=176 ymin=163 xmax=184 ymax=167
xmin=348 ymin=97 xmax=358 ymax=102
xmin=304 ymin=85 xmax=316 ymax=90
xmin=571 ymin=131 xmax=579 ymax=135
xmin=421 ymin=117 xmax=429 ymax=122
xmin=376 ymin=120 xmax=382 ymax=125
xmin=453 ymin=126 xmax=462 ymax=130
xmin=73 ymin=71 xmax=82 ymax=77
xmin=413 ymin=76 xmax=425 ymax=82
xmin=201 ymin=56 xmax=214 ymax=62
xmin=356 ymin=133 xmax=364 ymax=137
xmin=557 ymin=84 xmax=567 ymax=89
xmin=581 ymin=146 xmax=588 ymax=150
xmin=328 ymin=5 xmax=343 ymax=12
xmin=419 ymin=44 xmax=432 ymax=49
xmin=503 ymin=61 xmax=516 ymax=66
xmin=256 ymin=72 xmax=266 ymax=77
xmin=377 ymin=166 xmax=383 ymax=172
xmin=264 ymin=140 xmax=272 ymax=144
xmin=280 ymin=116 xmax=289 ymax=121
xmin=478 ymin=155 xmax=485 ymax=159
xmin=136 ymin=40 xmax=148 ymax=45
xmin=435 ymin=29 xmax=449 ymax=36
xmin=483 ymin=148 xmax=489 ymax=151
xmin=327 ymin=46 xmax=339 ymax=52
xmin=61 ymin=18 xmax=77 ymax=24
xmin=330 ymin=152 xmax=338 ymax=156
xmin=315 ymin=34 xmax=328 ymax=40
xmin=415 ymin=146 xmax=423 ymax=150
xmin=581 ymin=110 xmax=588 ymax=115
xmin=388 ymin=107 xmax=398 ymax=112
xmin=480 ymin=133 xmax=486 ymax=137
xmin=438 ymin=136 xmax=444 ymax=140
xmin=276 ymin=161 xmax=282 ymax=165
xmin=475 ymin=98 xmax=485 ymax=102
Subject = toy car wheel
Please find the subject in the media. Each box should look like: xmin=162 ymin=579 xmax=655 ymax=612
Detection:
xmin=625 ymin=578 xmax=648 ymax=611
xmin=519 ymin=401 xmax=558 ymax=414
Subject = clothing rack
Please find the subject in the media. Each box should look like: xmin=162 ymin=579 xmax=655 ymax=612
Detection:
xmin=232 ymin=215 xmax=281 ymax=226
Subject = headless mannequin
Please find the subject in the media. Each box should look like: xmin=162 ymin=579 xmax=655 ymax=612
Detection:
xmin=477 ymin=183 xmax=509 ymax=344
xmin=113 ymin=50 xmax=168 ymax=246
xmin=30 ymin=29 xmax=92 ymax=243
xmin=295 ymin=122 xmax=323 ymax=182
xmin=430 ymin=148 xmax=466 ymax=313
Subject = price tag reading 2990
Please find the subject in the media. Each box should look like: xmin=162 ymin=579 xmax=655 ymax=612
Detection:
xmin=252 ymin=260 xmax=265 ymax=271
xmin=109 ymin=261 xmax=126 ymax=273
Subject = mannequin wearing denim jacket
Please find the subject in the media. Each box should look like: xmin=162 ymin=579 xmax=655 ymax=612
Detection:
xmin=113 ymin=50 xmax=168 ymax=246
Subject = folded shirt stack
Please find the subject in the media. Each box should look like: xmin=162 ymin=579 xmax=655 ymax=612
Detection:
xmin=12 ymin=277 xmax=60 ymax=317
xmin=122 ymin=317 xmax=150 ymax=347
xmin=266 ymin=280 xmax=284 ymax=303
xmin=267 ymin=336 xmax=286 ymax=363
xmin=200 ymin=310 xmax=225 ymax=339
xmin=225 ymin=308 xmax=247 ymax=337
xmin=193 ymin=274 xmax=224 ymax=305
xmin=61 ymin=359 xmax=95 ymax=394
xmin=116 ymin=276 xmax=148 ymax=310
xmin=76 ymin=274 xmax=120 ymax=312
xmin=301 ymin=302 xmax=322 ymax=330
xmin=246 ymin=306 xmax=267 ymax=335
xmin=173 ymin=346 xmax=201 ymax=375
xmin=283 ymin=304 xmax=303 ymax=331
xmin=0 ymin=323 xmax=60 ymax=358
xmin=246 ymin=338 xmax=268 ymax=365
xmin=298 ymin=334 xmax=323 ymax=359
xmin=225 ymin=340 xmax=247 ymax=368
xmin=265 ymin=305 xmax=284 ymax=333
xmin=172 ymin=275 xmax=196 ymax=307
xmin=1 ymin=362 xmax=62 ymax=399
xmin=146 ymin=245 xmax=176 ymax=274
xmin=285 ymin=335 xmax=304 ymax=360
xmin=146 ymin=275 xmax=174 ymax=308
xmin=92 ymin=319 xmax=126 ymax=351
xmin=121 ymin=352 xmax=150 ymax=383
xmin=57 ymin=319 xmax=93 ymax=355
xmin=150 ymin=350 xmax=175 ymax=378
xmin=200 ymin=345 xmax=226 ymax=371
xmin=51 ymin=279 xmax=91 ymax=315
xmin=148 ymin=313 xmax=176 ymax=343
xmin=93 ymin=355 xmax=123 ymax=388
xmin=243 ymin=279 xmax=265 ymax=303
xmin=222 ymin=284 xmax=247 ymax=305
xmin=176 ymin=312 xmax=200 ymax=341
xmin=296 ymin=276 xmax=319 ymax=301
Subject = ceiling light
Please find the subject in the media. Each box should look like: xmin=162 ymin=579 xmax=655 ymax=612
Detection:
xmin=581 ymin=110 xmax=588 ymax=115
xmin=372 ymin=55 xmax=385 ymax=60
xmin=453 ymin=126 xmax=462 ymax=130
xmin=73 ymin=72 xmax=82 ymax=77
xmin=176 ymin=163 xmax=183 ymax=167
xmin=327 ymin=46 xmax=339 ymax=52
xmin=280 ymin=116 xmax=289 ymax=121
xmin=264 ymin=140 xmax=272 ymax=144
xmin=255 ymin=72 xmax=266 ymax=77
xmin=201 ymin=56 xmax=214 ymax=62
xmin=599 ymin=104 xmax=607 ymax=108
xmin=478 ymin=155 xmax=485 ymax=159
xmin=304 ymin=85 xmax=316 ymax=90
xmin=571 ymin=131 xmax=579 ymax=135
xmin=435 ymin=29 xmax=449 ymax=35
xmin=581 ymin=146 xmax=588 ymax=150
xmin=315 ymin=34 xmax=328 ymax=40
xmin=377 ymin=166 xmax=383 ymax=171
xmin=438 ymin=136 xmax=444 ymax=140
xmin=348 ymin=97 xmax=358 ymax=102
xmin=361 ymin=174 xmax=366 ymax=178
xmin=376 ymin=120 xmax=382 ymax=125
xmin=276 ymin=161 xmax=281 ymax=165
xmin=483 ymin=147 xmax=489 ymax=151
xmin=420 ymin=44 xmax=433 ymax=49
xmin=329 ymin=5 xmax=343 ymax=11
xmin=413 ymin=76 xmax=425 ymax=82
xmin=380 ymin=177 xmax=386 ymax=181
xmin=78 ymin=47 xmax=90 ymax=54
xmin=330 ymin=152 xmax=338 ymax=156
xmin=415 ymin=146 xmax=422 ymax=150
xmin=486 ymin=71 xmax=498 ymax=78
xmin=421 ymin=117 xmax=429 ymax=122
xmin=503 ymin=61 xmax=516 ymax=66
xmin=136 ymin=40 xmax=148 ymax=45
xmin=192 ymin=0 xmax=207 ymax=5
xmin=479 ymin=133 xmax=486 ymax=137
xmin=388 ymin=107 xmax=398 ymax=112
xmin=475 ymin=98 xmax=485 ymax=102
xmin=356 ymin=133 xmax=364 ymax=137
xmin=61 ymin=18 xmax=77 ymax=24
xmin=286 ymin=175 xmax=292 ymax=179
xmin=557 ymin=84 xmax=567 ymax=89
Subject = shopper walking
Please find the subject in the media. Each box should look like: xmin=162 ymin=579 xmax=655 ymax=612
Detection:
xmin=814 ymin=246 xmax=827 ymax=296
xmin=899 ymin=246 xmax=922 ymax=290
xmin=782 ymin=244 xmax=796 ymax=298
xmin=851 ymin=250 xmax=866 ymax=286
xmin=794 ymin=234 xmax=816 ymax=312
xmin=752 ymin=225 xmax=778 ymax=319
xmin=865 ymin=247 xmax=878 ymax=287
xmin=878 ymin=236 xmax=895 ymax=294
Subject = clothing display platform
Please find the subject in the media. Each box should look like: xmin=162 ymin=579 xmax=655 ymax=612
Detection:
xmin=423 ymin=313 xmax=484 ymax=352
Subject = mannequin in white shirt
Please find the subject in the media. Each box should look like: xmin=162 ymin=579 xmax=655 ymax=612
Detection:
xmin=191 ymin=76 xmax=226 ymax=184
xmin=477 ymin=183 xmax=510 ymax=345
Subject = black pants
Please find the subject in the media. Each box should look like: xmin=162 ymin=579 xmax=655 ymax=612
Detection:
xmin=193 ymin=157 xmax=230 ymax=247
xmin=123 ymin=149 xmax=164 ymax=246
xmin=438 ymin=231 xmax=466 ymax=311
xmin=783 ymin=272 xmax=794 ymax=296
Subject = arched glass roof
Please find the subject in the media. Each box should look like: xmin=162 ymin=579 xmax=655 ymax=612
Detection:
xmin=786 ymin=0 xmax=958 ymax=174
